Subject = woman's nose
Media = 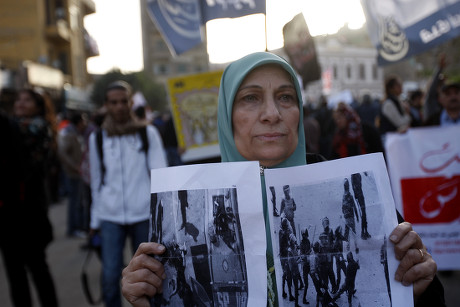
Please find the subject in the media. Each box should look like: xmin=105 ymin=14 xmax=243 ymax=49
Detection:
xmin=261 ymin=98 xmax=281 ymax=122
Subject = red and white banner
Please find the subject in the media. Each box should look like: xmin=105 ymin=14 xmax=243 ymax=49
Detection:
xmin=385 ymin=126 xmax=460 ymax=270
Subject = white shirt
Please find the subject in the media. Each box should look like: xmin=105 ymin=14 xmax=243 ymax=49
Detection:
xmin=89 ymin=125 xmax=167 ymax=229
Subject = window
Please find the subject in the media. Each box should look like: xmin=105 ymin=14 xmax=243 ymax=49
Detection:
xmin=194 ymin=65 xmax=203 ymax=73
xmin=176 ymin=63 xmax=188 ymax=73
xmin=333 ymin=64 xmax=338 ymax=79
xmin=359 ymin=63 xmax=365 ymax=80
xmin=372 ymin=64 xmax=378 ymax=80
xmin=154 ymin=63 xmax=168 ymax=75
xmin=346 ymin=64 xmax=352 ymax=79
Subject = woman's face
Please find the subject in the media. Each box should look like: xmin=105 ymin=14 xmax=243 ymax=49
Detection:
xmin=14 ymin=91 xmax=39 ymax=118
xmin=232 ymin=64 xmax=300 ymax=167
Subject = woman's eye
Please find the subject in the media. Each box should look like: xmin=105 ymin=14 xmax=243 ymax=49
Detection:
xmin=279 ymin=94 xmax=296 ymax=103
xmin=242 ymin=94 xmax=258 ymax=102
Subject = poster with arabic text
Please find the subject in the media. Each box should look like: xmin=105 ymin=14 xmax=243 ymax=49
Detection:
xmin=386 ymin=125 xmax=460 ymax=270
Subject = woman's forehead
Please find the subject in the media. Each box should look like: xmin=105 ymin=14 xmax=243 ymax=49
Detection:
xmin=240 ymin=64 xmax=293 ymax=85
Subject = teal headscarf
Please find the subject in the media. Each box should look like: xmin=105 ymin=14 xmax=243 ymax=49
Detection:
xmin=217 ymin=51 xmax=306 ymax=168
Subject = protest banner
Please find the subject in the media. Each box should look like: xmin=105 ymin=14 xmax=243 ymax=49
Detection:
xmin=148 ymin=0 xmax=266 ymax=56
xmin=361 ymin=0 xmax=460 ymax=65
xmin=167 ymin=70 xmax=223 ymax=162
xmin=283 ymin=13 xmax=321 ymax=88
xmin=146 ymin=0 xmax=203 ymax=56
xmin=385 ymin=126 xmax=460 ymax=270
xmin=200 ymin=0 xmax=266 ymax=23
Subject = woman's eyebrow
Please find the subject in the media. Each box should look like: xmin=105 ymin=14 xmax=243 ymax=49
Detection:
xmin=237 ymin=84 xmax=262 ymax=92
xmin=279 ymin=84 xmax=296 ymax=90
xmin=237 ymin=83 xmax=295 ymax=92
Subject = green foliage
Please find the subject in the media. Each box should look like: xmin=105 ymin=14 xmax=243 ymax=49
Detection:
xmin=90 ymin=69 xmax=167 ymax=111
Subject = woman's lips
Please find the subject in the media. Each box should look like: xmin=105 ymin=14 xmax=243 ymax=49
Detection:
xmin=256 ymin=133 xmax=285 ymax=141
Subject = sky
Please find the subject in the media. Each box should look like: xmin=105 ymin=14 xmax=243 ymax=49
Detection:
xmin=84 ymin=0 xmax=366 ymax=75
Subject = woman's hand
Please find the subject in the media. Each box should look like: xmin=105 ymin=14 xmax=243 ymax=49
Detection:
xmin=122 ymin=242 xmax=167 ymax=307
xmin=390 ymin=222 xmax=437 ymax=302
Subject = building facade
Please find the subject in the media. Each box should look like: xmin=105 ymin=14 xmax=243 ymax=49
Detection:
xmin=0 ymin=0 xmax=97 ymax=94
xmin=273 ymin=38 xmax=384 ymax=107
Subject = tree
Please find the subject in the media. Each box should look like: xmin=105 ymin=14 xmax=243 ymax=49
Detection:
xmin=90 ymin=69 xmax=168 ymax=111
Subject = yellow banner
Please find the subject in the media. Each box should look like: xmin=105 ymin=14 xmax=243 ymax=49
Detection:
xmin=167 ymin=70 xmax=223 ymax=161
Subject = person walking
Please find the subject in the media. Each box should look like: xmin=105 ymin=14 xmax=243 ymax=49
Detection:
xmin=89 ymin=81 xmax=167 ymax=307
xmin=58 ymin=112 xmax=87 ymax=237
xmin=0 ymin=89 xmax=59 ymax=307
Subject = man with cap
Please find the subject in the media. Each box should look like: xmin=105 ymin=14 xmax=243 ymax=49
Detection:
xmin=425 ymin=82 xmax=460 ymax=126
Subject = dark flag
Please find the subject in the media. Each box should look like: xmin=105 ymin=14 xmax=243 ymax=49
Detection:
xmin=283 ymin=13 xmax=321 ymax=88
xmin=361 ymin=0 xmax=460 ymax=65
xmin=200 ymin=0 xmax=266 ymax=23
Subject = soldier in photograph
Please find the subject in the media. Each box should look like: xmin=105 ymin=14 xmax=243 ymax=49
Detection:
xmin=311 ymin=241 xmax=338 ymax=307
xmin=178 ymin=190 xmax=188 ymax=230
xmin=334 ymin=225 xmax=347 ymax=290
xmin=319 ymin=232 xmax=337 ymax=296
xmin=213 ymin=194 xmax=236 ymax=251
xmin=300 ymin=228 xmax=312 ymax=305
xmin=280 ymin=185 xmax=297 ymax=235
xmin=279 ymin=218 xmax=294 ymax=301
xmin=320 ymin=217 xmax=337 ymax=293
xmin=332 ymin=252 xmax=360 ymax=307
xmin=287 ymin=229 xmax=302 ymax=307
xmin=342 ymin=178 xmax=360 ymax=254
xmin=351 ymin=173 xmax=371 ymax=239
xmin=269 ymin=186 xmax=280 ymax=216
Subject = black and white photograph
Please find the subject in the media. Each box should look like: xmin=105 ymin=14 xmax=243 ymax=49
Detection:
xmin=150 ymin=188 xmax=248 ymax=307
xmin=265 ymin=153 xmax=412 ymax=307
xmin=149 ymin=161 xmax=268 ymax=306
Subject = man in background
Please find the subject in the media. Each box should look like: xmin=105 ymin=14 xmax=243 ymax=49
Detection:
xmin=89 ymin=81 xmax=167 ymax=307
xmin=425 ymin=82 xmax=460 ymax=126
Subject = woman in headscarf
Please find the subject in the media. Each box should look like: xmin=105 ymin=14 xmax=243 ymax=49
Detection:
xmin=121 ymin=52 xmax=443 ymax=307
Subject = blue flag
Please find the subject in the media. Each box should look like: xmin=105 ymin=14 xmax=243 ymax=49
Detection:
xmin=200 ymin=0 xmax=266 ymax=23
xmin=147 ymin=0 xmax=203 ymax=56
xmin=361 ymin=0 xmax=460 ymax=65
xmin=147 ymin=0 xmax=266 ymax=56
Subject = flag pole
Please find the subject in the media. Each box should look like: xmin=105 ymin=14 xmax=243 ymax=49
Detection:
xmin=264 ymin=12 xmax=268 ymax=52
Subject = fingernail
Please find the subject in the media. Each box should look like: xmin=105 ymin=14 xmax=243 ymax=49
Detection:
xmin=157 ymin=245 xmax=165 ymax=252
xmin=390 ymin=235 xmax=398 ymax=242
xmin=394 ymin=273 xmax=401 ymax=281
xmin=161 ymin=272 xmax=167 ymax=279
xmin=402 ymin=280 xmax=410 ymax=286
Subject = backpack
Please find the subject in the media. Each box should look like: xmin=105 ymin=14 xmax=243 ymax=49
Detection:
xmin=96 ymin=126 xmax=149 ymax=189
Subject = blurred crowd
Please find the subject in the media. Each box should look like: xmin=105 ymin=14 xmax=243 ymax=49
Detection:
xmin=0 ymin=53 xmax=459 ymax=306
